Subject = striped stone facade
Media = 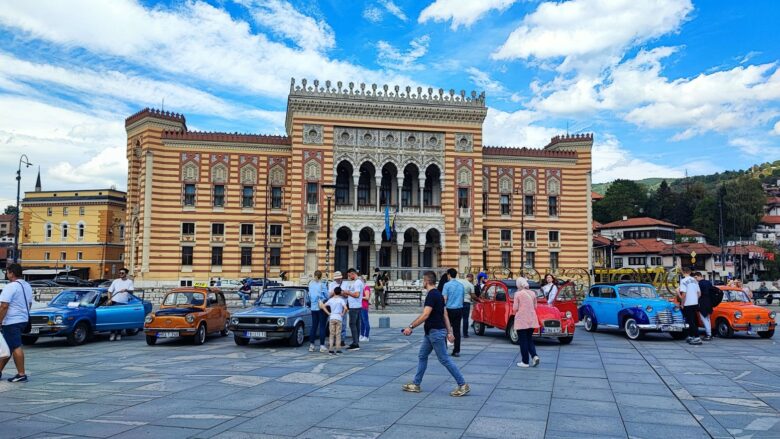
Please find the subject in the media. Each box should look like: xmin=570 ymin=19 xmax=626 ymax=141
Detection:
xmin=125 ymin=79 xmax=592 ymax=286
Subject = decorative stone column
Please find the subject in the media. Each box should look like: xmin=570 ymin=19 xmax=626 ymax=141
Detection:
xmin=419 ymin=176 xmax=426 ymax=213
xmin=375 ymin=177 xmax=382 ymax=212
xmin=353 ymin=173 xmax=360 ymax=210
xmin=397 ymin=175 xmax=404 ymax=212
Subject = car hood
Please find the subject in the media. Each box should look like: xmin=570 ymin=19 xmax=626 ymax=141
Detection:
xmin=30 ymin=305 xmax=81 ymax=315
xmin=234 ymin=306 xmax=305 ymax=317
xmin=717 ymin=302 xmax=769 ymax=313
xmin=536 ymin=304 xmax=563 ymax=319
xmin=155 ymin=307 xmax=203 ymax=317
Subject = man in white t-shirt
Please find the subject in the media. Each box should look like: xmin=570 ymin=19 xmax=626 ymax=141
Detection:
xmin=459 ymin=275 xmax=476 ymax=339
xmin=345 ymin=268 xmax=364 ymax=351
xmin=0 ymin=263 xmax=33 ymax=383
xmin=107 ymin=268 xmax=134 ymax=341
xmin=677 ymin=267 xmax=702 ymax=345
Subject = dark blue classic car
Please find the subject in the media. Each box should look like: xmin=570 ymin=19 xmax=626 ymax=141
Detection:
xmin=24 ymin=288 xmax=152 ymax=346
xmin=229 ymin=287 xmax=312 ymax=347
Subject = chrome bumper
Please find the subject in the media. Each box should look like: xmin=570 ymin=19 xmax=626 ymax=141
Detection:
xmin=637 ymin=323 xmax=686 ymax=332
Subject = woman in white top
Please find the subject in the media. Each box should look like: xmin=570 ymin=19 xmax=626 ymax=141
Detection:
xmin=542 ymin=273 xmax=558 ymax=306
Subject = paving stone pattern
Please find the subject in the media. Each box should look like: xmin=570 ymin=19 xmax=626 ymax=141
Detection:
xmin=1 ymin=327 xmax=779 ymax=438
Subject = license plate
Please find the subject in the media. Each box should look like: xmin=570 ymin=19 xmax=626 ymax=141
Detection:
xmin=157 ymin=331 xmax=179 ymax=338
xmin=661 ymin=325 xmax=679 ymax=332
xmin=544 ymin=327 xmax=561 ymax=334
xmin=29 ymin=327 xmax=39 ymax=334
xmin=750 ymin=325 xmax=769 ymax=332
xmin=245 ymin=331 xmax=266 ymax=338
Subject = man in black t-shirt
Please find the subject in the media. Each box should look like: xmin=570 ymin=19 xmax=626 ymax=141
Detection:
xmin=402 ymin=271 xmax=470 ymax=397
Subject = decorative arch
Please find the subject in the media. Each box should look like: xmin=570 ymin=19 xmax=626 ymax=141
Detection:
xmin=77 ymin=221 xmax=86 ymax=240
xmin=211 ymin=163 xmax=228 ymax=183
xmin=304 ymin=160 xmax=321 ymax=181
xmin=547 ymin=177 xmax=560 ymax=195
xmin=240 ymin=164 xmax=257 ymax=185
xmin=457 ymin=167 xmax=472 ymax=186
xmin=182 ymin=162 xmax=198 ymax=182
xmin=498 ymin=175 xmax=513 ymax=194
xmin=523 ymin=176 xmax=537 ymax=194
xmin=269 ymin=165 xmax=285 ymax=186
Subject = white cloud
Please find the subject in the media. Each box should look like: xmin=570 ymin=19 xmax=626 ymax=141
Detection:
xmin=49 ymin=147 xmax=127 ymax=186
xmin=465 ymin=67 xmax=505 ymax=94
xmin=773 ymin=120 xmax=780 ymax=136
xmin=419 ymin=0 xmax=517 ymax=30
xmin=363 ymin=6 xmax=383 ymax=23
xmin=376 ymin=35 xmax=430 ymax=71
xmin=238 ymin=0 xmax=335 ymax=52
xmin=482 ymin=107 xmax=559 ymax=147
xmin=380 ymin=0 xmax=407 ymax=21
xmin=492 ymin=0 xmax=693 ymax=72
xmin=729 ymin=137 xmax=780 ymax=157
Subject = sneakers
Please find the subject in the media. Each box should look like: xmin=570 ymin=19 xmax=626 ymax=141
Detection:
xmin=319 ymin=345 xmax=328 ymax=353
xmin=532 ymin=356 xmax=540 ymax=367
xmin=109 ymin=333 xmax=116 ymax=341
xmin=688 ymin=337 xmax=702 ymax=345
xmin=329 ymin=350 xmax=336 ymax=356
xmin=341 ymin=341 xmax=346 ymax=347
xmin=359 ymin=336 xmax=369 ymax=342
xmin=309 ymin=344 xmax=315 ymax=352
xmin=115 ymin=334 xmax=121 ymax=341
xmin=347 ymin=344 xmax=360 ymax=351
xmin=402 ymin=383 xmax=421 ymax=393
xmin=7 ymin=374 xmax=28 ymax=383
xmin=703 ymin=335 xmax=713 ymax=341
xmin=450 ymin=384 xmax=470 ymax=397
xmin=451 ymin=352 xmax=460 ymax=357
xmin=517 ymin=362 xmax=530 ymax=368
xmin=336 ymin=350 xmax=343 ymax=354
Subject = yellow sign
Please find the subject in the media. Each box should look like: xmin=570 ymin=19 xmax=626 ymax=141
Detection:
xmin=690 ymin=251 xmax=697 ymax=258
xmin=194 ymin=282 xmax=208 ymax=287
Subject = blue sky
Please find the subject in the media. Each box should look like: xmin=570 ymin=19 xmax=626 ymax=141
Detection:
xmin=0 ymin=0 xmax=779 ymax=208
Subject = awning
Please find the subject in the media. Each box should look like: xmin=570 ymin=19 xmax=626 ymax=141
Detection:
xmin=22 ymin=268 xmax=74 ymax=275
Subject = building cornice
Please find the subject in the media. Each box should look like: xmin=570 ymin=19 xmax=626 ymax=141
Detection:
xmin=162 ymin=139 xmax=293 ymax=154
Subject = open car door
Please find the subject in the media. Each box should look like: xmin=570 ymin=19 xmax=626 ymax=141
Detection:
xmin=552 ymin=281 xmax=579 ymax=322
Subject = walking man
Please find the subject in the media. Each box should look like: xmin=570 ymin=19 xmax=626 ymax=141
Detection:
xmin=442 ymin=268 xmax=465 ymax=357
xmin=308 ymin=270 xmax=328 ymax=353
xmin=402 ymin=270 xmax=469 ymax=397
xmin=344 ymin=268 xmax=364 ymax=351
xmin=0 ymin=263 xmax=33 ymax=382
xmin=693 ymin=272 xmax=714 ymax=341
xmin=678 ymin=267 xmax=702 ymax=345
xmin=107 ymin=268 xmax=133 ymax=341
xmin=459 ymin=274 xmax=476 ymax=339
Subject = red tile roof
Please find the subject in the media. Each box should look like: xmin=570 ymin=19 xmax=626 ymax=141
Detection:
xmin=125 ymin=108 xmax=186 ymax=128
xmin=593 ymin=235 xmax=612 ymax=246
xmin=676 ymin=228 xmax=704 ymax=237
xmin=659 ymin=242 xmax=721 ymax=256
xmin=593 ymin=220 xmax=603 ymax=231
xmin=591 ymin=191 xmax=604 ymax=201
xmin=766 ymin=197 xmax=780 ymax=206
xmin=482 ymin=146 xmax=577 ymax=159
xmin=599 ymin=217 xmax=678 ymax=230
xmin=727 ymin=244 xmax=768 ymax=255
xmin=0 ymin=214 xmax=14 ymax=222
xmin=760 ymin=215 xmax=780 ymax=225
xmin=161 ymin=131 xmax=291 ymax=145
xmin=613 ymin=238 xmax=668 ymax=255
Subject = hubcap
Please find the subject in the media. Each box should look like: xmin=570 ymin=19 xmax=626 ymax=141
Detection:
xmin=199 ymin=327 xmax=205 ymax=342
xmin=510 ymin=329 xmax=518 ymax=342
xmin=297 ymin=326 xmax=304 ymax=344
xmin=626 ymin=320 xmax=639 ymax=338
xmin=585 ymin=316 xmax=592 ymax=330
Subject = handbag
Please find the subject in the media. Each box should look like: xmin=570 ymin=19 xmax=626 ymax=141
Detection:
xmin=0 ymin=330 xmax=10 ymax=359
xmin=15 ymin=281 xmax=32 ymax=334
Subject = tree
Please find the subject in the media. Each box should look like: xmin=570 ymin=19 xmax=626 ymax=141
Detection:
xmin=3 ymin=205 xmax=17 ymax=215
xmin=758 ymin=242 xmax=779 ymax=281
xmin=691 ymin=195 xmax=718 ymax=243
xmin=648 ymin=180 xmax=675 ymax=221
xmin=723 ymin=178 xmax=766 ymax=239
xmin=593 ymin=179 xmax=648 ymax=223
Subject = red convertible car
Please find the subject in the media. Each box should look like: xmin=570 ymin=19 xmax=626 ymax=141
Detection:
xmin=472 ymin=279 xmax=577 ymax=344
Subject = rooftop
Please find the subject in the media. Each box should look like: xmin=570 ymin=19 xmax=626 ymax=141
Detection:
xmin=613 ymin=238 xmax=668 ymax=255
xmin=761 ymin=215 xmax=780 ymax=225
xmin=482 ymin=146 xmax=578 ymax=159
xmin=599 ymin=217 xmax=678 ymax=230
xmin=125 ymin=108 xmax=186 ymax=128
xmin=592 ymin=191 xmax=604 ymax=201
xmin=659 ymin=242 xmax=721 ymax=256
xmin=162 ymin=130 xmax=291 ymax=145
xmin=676 ymin=228 xmax=705 ymax=237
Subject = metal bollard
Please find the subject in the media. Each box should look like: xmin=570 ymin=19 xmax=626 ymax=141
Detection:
xmin=379 ymin=316 xmax=390 ymax=328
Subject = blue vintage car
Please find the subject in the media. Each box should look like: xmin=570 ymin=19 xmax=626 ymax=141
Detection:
xmin=229 ymin=286 xmax=312 ymax=347
xmin=578 ymin=283 xmax=687 ymax=340
xmin=24 ymin=288 xmax=153 ymax=346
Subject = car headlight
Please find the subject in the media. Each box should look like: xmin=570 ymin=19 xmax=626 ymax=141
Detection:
xmin=145 ymin=314 xmax=154 ymax=324
xmin=734 ymin=311 xmax=742 ymax=320
xmin=54 ymin=315 xmax=63 ymax=325
xmin=645 ymin=305 xmax=653 ymax=313
xmin=185 ymin=314 xmax=195 ymax=323
xmin=231 ymin=317 xmax=238 ymax=325
xmin=770 ymin=311 xmax=776 ymax=319
xmin=277 ymin=317 xmax=286 ymax=326
xmin=565 ymin=311 xmax=572 ymax=319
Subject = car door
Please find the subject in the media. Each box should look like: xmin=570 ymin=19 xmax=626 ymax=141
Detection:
xmin=553 ymin=282 xmax=579 ymax=321
xmin=96 ymin=292 xmax=144 ymax=330
xmin=298 ymin=289 xmax=312 ymax=328
xmin=475 ymin=284 xmax=496 ymax=326
xmin=599 ymin=286 xmax=621 ymax=326
xmin=206 ymin=291 xmax=220 ymax=331
xmin=493 ymin=283 xmax=510 ymax=330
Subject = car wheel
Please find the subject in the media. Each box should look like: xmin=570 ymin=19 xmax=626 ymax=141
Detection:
xmin=67 ymin=322 xmax=90 ymax=346
xmin=193 ymin=323 xmax=207 ymax=345
xmin=473 ymin=321 xmax=485 ymax=336
xmin=125 ymin=328 xmax=140 ymax=337
xmin=759 ymin=329 xmax=774 ymax=339
xmin=220 ymin=320 xmax=230 ymax=337
xmin=234 ymin=334 xmax=250 ymax=346
xmin=145 ymin=335 xmax=157 ymax=346
xmin=21 ymin=335 xmax=38 ymax=345
xmin=583 ymin=314 xmax=598 ymax=332
xmin=289 ymin=323 xmax=305 ymax=347
xmin=623 ymin=318 xmax=642 ymax=340
xmin=506 ymin=319 xmax=520 ymax=345
xmin=716 ymin=318 xmax=733 ymax=338
xmin=559 ymin=336 xmax=574 ymax=345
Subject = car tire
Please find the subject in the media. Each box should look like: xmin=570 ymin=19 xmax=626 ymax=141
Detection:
xmin=758 ymin=329 xmax=774 ymax=339
xmin=220 ymin=320 xmax=229 ymax=337
xmin=473 ymin=321 xmax=486 ymax=336
xmin=623 ymin=318 xmax=642 ymax=341
xmin=193 ymin=323 xmax=207 ymax=345
xmin=234 ymin=334 xmax=250 ymax=346
xmin=716 ymin=318 xmax=733 ymax=338
xmin=21 ymin=335 xmax=38 ymax=345
xmin=67 ymin=322 xmax=90 ymax=346
xmin=125 ymin=328 xmax=140 ymax=337
xmin=145 ymin=335 xmax=157 ymax=345
xmin=583 ymin=314 xmax=598 ymax=332
xmin=506 ymin=319 xmax=520 ymax=345
xmin=289 ymin=323 xmax=305 ymax=347
xmin=559 ymin=336 xmax=574 ymax=345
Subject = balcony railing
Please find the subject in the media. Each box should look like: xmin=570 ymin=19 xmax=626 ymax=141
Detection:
xmin=239 ymin=235 xmax=254 ymax=243
xmin=307 ymin=203 xmax=319 ymax=214
xmin=211 ymin=235 xmax=224 ymax=243
xmin=181 ymin=234 xmax=195 ymax=242
xmin=500 ymin=240 xmax=512 ymax=248
xmin=422 ymin=205 xmax=441 ymax=214
xmin=459 ymin=207 xmax=471 ymax=218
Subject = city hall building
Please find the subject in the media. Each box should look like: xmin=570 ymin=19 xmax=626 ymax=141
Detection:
xmin=125 ymin=79 xmax=593 ymax=286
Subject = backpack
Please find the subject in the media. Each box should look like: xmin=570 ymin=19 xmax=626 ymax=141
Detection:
xmin=710 ymin=285 xmax=724 ymax=307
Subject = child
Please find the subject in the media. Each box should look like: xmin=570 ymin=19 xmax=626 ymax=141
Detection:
xmin=321 ymin=287 xmax=347 ymax=355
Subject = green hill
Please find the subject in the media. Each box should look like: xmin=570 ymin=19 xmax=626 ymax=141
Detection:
xmin=593 ymin=178 xmax=677 ymax=196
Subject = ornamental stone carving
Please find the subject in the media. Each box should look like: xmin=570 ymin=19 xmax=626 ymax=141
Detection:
xmin=523 ymin=176 xmax=537 ymax=194
xmin=498 ymin=175 xmax=512 ymax=194
xmin=211 ymin=164 xmax=227 ymax=183
xmin=239 ymin=165 xmax=257 ymax=184
xmin=357 ymin=129 xmax=379 ymax=147
xmin=380 ymin=131 xmax=400 ymax=148
xmin=455 ymin=133 xmax=473 ymax=152
xmin=182 ymin=162 xmax=198 ymax=182
xmin=457 ymin=168 xmax=472 ymax=186
xmin=269 ymin=165 xmax=285 ymax=186
xmin=303 ymin=124 xmax=323 ymax=144
xmin=547 ymin=177 xmax=560 ymax=195
xmin=304 ymin=160 xmax=321 ymax=181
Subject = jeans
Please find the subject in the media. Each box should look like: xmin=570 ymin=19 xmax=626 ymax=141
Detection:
xmin=374 ymin=289 xmax=385 ymax=309
xmin=348 ymin=309 xmax=361 ymax=345
xmin=328 ymin=320 xmax=342 ymax=351
xmin=446 ymin=308 xmax=463 ymax=354
xmin=462 ymin=303 xmax=471 ymax=337
xmin=360 ymin=308 xmax=370 ymax=337
xmin=310 ymin=310 xmax=327 ymax=346
xmin=683 ymin=305 xmax=700 ymax=338
xmin=236 ymin=291 xmax=250 ymax=307
xmin=517 ymin=328 xmax=537 ymax=365
xmin=699 ymin=312 xmax=712 ymax=337
xmin=413 ymin=328 xmax=465 ymax=386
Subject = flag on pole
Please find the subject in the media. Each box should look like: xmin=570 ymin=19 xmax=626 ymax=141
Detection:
xmin=384 ymin=205 xmax=391 ymax=240
xmin=391 ymin=209 xmax=398 ymax=238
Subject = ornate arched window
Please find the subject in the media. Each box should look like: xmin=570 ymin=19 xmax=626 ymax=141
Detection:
xmin=498 ymin=175 xmax=512 ymax=194
xmin=304 ymin=160 xmax=321 ymax=181
xmin=269 ymin=165 xmax=285 ymax=186
xmin=211 ymin=164 xmax=228 ymax=183
xmin=239 ymin=165 xmax=257 ymax=185
xmin=523 ymin=176 xmax=537 ymax=194
xmin=547 ymin=177 xmax=560 ymax=195
xmin=182 ymin=162 xmax=198 ymax=182
xmin=457 ymin=168 xmax=472 ymax=186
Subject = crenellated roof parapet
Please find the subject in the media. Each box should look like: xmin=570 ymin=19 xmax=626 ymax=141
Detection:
xmin=161 ymin=130 xmax=291 ymax=145
xmin=545 ymin=133 xmax=594 ymax=150
xmin=125 ymin=107 xmax=187 ymax=129
xmin=483 ymin=146 xmax=578 ymax=159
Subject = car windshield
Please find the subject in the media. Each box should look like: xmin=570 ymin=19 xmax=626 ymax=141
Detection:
xmin=255 ymin=289 xmax=303 ymax=307
xmin=50 ymin=290 xmax=98 ymax=307
xmin=724 ymin=290 xmax=750 ymax=303
xmin=163 ymin=292 xmax=205 ymax=307
xmin=618 ymin=285 xmax=658 ymax=299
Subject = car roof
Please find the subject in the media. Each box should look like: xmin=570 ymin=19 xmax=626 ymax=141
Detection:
xmin=262 ymin=286 xmax=305 ymax=291
xmin=61 ymin=287 xmax=108 ymax=292
xmin=592 ymin=282 xmax=653 ymax=287
xmin=487 ymin=279 xmax=542 ymax=289
xmin=170 ymin=287 xmax=218 ymax=293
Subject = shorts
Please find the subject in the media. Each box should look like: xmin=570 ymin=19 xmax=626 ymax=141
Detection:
xmin=2 ymin=322 xmax=27 ymax=352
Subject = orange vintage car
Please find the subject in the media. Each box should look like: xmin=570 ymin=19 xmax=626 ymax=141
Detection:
xmin=710 ymin=286 xmax=776 ymax=338
xmin=144 ymin=288 xmax=231 ymax=345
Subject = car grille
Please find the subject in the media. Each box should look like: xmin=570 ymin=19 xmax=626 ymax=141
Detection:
xmin=543 ymin=320 xmax=561 ymax=328
xmin=30 ymin=316 xmax=49 ymax=325
xmin=237 ymin=317 xmax=277 ymax=325
xmin=655 ymin=310 xmax=684 ymax=325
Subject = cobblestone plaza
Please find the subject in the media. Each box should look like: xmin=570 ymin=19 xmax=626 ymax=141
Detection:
xmin=3 ymin=319 xmax=780 ymax=439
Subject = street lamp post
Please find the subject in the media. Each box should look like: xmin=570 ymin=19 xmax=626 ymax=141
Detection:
xmin=13 ymin=154 xmax=32 ymax=263
xmin=321 ymin=184 xmax=337 ymax=279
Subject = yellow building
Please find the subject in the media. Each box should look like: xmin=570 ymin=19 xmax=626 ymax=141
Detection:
xmin=125 ymin=79 xmax=593 ymax=286
xmin=20 ymin=189 xmax=127 ymax=279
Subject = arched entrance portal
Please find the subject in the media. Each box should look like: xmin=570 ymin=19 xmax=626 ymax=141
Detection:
xmin=356 ymin=228 xmax=374 ymax=275
xmin=423 ymin=229 xmax=441 ymax=268
xmin=335 ymin=227 xmax=352 ymax=274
